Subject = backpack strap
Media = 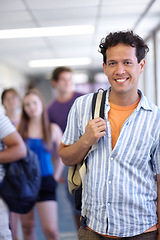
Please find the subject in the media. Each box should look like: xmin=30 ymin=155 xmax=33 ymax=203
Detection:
xmin=80 ymin=88 xmax=107 ymax=217
xmin=68 ymin=89 xmax=107 ymax=197
xmin=84 ymin=88 xmax=106 ymax=162
xmin=92 ymin=89 xmax=107 ymax=119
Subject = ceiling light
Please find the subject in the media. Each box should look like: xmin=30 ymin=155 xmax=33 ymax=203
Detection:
xmin=0 ymin=25 xmax=95 ymax=39
xmin=28 ymin=57 xmax=92 ymax=68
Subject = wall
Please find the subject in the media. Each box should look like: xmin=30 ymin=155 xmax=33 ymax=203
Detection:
xmin=0 ymin=62 xmax=29 ymax=111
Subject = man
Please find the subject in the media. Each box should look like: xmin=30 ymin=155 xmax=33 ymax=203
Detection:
xmin=59 ymin=31 xmax=160 ymax=239
xmin=48 ymin=66 xmax=83 ymax=229
xmin=48 ymin=66 xmax=82 ymax=133
xmin=0 ymin=113 xmax=26 ymax=239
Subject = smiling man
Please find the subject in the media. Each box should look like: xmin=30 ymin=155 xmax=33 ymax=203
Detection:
xmin=59 ymin=31 xmax=160 ymax=240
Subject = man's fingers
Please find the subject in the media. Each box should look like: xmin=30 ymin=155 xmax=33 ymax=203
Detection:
xmin=84 ymin=118 xmax=106 ymax=146
xmin=88 ymin=118 xmax=106 ymax=131
xmin=92 ymin=117 xmax=105 ymax=123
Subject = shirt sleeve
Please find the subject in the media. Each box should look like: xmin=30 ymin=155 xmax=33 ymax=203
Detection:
xmin=151 ymin=134 xmax=160 ymax=175
xmin=0 ymin=113 xmax=16 ymax=140
xmin=61 ymin=98 xmax=80 ymax=146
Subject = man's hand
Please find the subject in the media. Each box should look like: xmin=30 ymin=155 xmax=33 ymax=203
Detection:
xmin=59 ymin=117 xmax=107 ymax=166
xmin=83 ymin=117 xmax=106 ymax=147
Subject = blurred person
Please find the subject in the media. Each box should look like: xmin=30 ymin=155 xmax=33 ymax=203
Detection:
xmin=48 ymin=66 xmax=83 ymax=132
xmin=18 ymin=88 xmax=63 ymax=240
xmin=59 ymin=30 xmax=160 ymax=239
xmin=47 ymin=66 xmax=83 ymax=229
xmin=0 ymin=112 xmax=26 ymax=240
xmin=1 ymin=88 xmax=22 ymax=240
xmin=1 ymin=88 xmax=21 ymax=127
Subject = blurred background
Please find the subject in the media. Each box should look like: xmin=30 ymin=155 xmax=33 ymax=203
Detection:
xmin=0 ymin=1 xmax=159 ymax=239
xmin=0 ymin=0 xmax=159 ymax=105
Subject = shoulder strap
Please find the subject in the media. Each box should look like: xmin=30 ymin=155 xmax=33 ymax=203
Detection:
xmin=80 ymin=88 xmax=107 ymax=213
xmin=83 ymin=89 xmax=107 ymax=165
xmin=92 ymin=89 xmax=107 ymax=119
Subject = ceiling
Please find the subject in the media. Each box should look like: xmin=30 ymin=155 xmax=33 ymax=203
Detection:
xmin=0 ymin=0 xmax=159 ymax=78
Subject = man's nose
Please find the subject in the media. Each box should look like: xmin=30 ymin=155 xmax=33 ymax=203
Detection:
xmin=115 ymin=64 xmax=126 ymax=75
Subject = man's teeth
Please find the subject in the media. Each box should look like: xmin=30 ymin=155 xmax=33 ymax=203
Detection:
xmin=116 ymin=79 xmax=126 ymax=82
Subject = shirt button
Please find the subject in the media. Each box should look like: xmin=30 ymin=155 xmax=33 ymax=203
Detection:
xmin=110 ymin=157 xmax=113 ymax=161
xmin=108 ymin=203 xmax=110 ymax=206
xmin=108 ymin=180 xmax=111 ymax=184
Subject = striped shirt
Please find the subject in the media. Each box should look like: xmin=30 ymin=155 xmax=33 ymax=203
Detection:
xmin=62 ymin=89 xmax=160 ymax=237
xmin=0 ymin=113 xmax=16 ymax=184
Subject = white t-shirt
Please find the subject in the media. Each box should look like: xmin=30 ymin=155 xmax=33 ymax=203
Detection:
xmin=0 ymin=113 xmax=16 ymax=183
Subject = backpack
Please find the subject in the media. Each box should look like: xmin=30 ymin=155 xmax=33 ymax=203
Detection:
xmin=68 ymin=89 xmax=107 ymax=210
xmin=0 ymin=145 xmax=41 ymax=214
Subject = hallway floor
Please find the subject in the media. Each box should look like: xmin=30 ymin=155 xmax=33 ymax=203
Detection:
xmin=18 ymin=183 xmax=78 ymax=240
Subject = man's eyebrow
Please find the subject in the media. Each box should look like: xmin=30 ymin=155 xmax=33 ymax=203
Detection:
xmin=107 ymin=58 xmax=133 ymax=62
xmin=107 ymin=59 xmax=116 ymax=62
xmin=123 ymin=58 xmax=133 ymax=61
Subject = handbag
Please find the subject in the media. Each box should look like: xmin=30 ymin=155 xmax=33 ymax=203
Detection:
xmin=0 ymin=146 xmax=41 ymax=214
xmin=68 ymin=89 xmax=107 ymax=210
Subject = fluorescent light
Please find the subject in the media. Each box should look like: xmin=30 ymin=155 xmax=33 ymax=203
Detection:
xmin=0 ymin=25 xmax=95 ymax=39
xmin=28 ymin=57 xmax=92 ymax=68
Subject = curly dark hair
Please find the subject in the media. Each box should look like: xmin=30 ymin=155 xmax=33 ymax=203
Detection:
xmin=99 ymin=30 xmax=149 ymax=64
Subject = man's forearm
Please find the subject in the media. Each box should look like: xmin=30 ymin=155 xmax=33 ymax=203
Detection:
xmin=0 ymin=145 xmax=26 ymax=163
xmin=0 ymin=132 xmax=26 ymax=163
xmin=59 ymin=117 xmax=107 ymax=166
xmin=58 ymin=135 xmax=91 ymax=166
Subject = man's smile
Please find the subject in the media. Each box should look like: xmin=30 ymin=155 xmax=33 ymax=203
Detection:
xmin=114 ymin=77 xmax=129 ymax=82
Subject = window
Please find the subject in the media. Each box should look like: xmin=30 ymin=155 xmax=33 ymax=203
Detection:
xmin=144 ymin=37 xmax=156 ymax=104
xmin=156 ymin=29 xmax=160 ymax=107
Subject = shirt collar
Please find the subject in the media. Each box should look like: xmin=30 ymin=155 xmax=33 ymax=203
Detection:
xmin=136 ymin=89 xmax=152 ymax=112
xmin=105 ymin=87 xmax=152 ymax=112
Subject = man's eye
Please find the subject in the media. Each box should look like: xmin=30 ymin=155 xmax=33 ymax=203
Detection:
xmin=108 ymin=62 xmax=115 ymax=66
xmin=24 ymin=103 xmax=29 ymax=107
xmin=125 ymin=61 xmax=132 ymax=65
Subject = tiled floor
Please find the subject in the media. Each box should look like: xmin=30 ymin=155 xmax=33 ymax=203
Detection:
xmin=57 ymin=183 xmax=78 ymax=240
xmin=18 ymin=183 xmax=78 ymax=240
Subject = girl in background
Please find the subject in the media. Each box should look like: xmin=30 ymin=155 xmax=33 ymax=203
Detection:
xmin=18 ymin=88 xmax=64 ymax=240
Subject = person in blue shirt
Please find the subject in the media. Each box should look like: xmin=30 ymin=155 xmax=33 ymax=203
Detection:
xmin=18 ymin=88 xmax=64 ymax=240
xmin=59 ymin=30 xmax=160 ymax=239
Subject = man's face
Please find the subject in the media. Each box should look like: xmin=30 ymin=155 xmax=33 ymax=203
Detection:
xmin=103 ymin=43 xmax=145 ymax=97
xmin=53 ymin=71 xmax=73 ymax=95
xmin=3 ymin=92 xmax=20 ymax=112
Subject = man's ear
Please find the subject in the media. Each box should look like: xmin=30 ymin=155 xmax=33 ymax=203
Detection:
xmin=103 ymin=63 xmax=108 ymax=76
xmin=51 ymin=80 xmax=57 ymax=88
xmin=139 ymin=59 xmax=145 ymax=74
